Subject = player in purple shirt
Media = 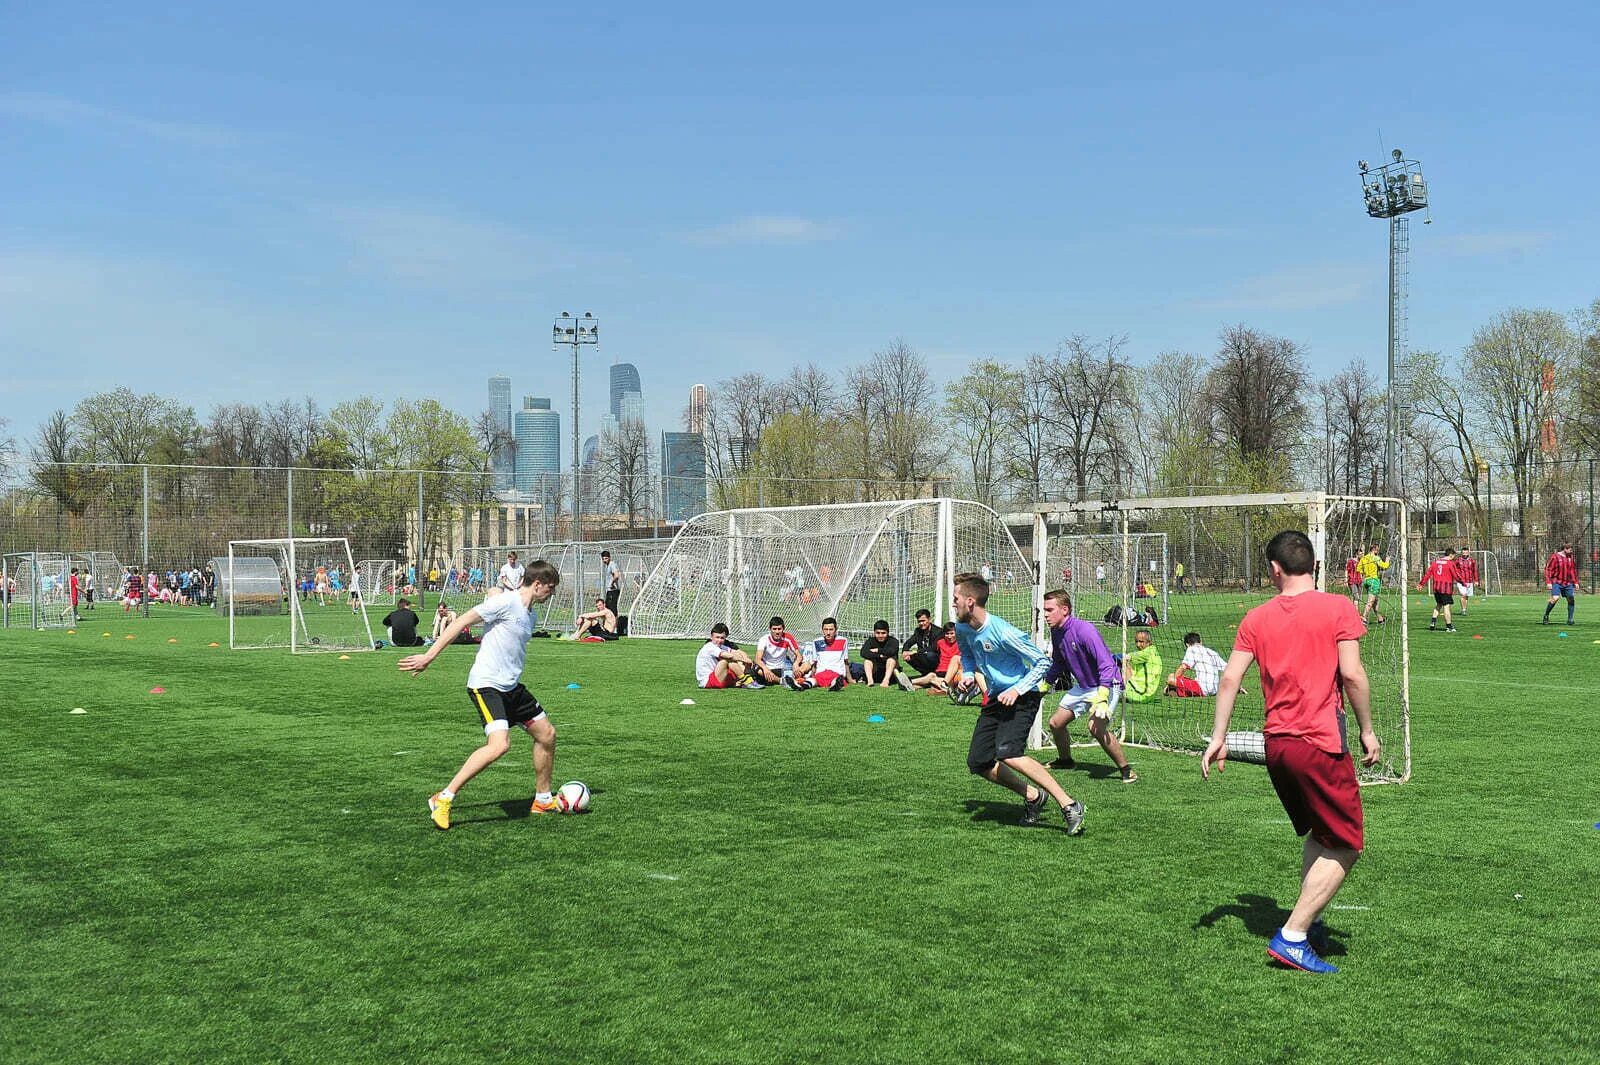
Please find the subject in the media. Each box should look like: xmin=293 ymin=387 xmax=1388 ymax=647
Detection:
xmin=1042 ymin=589 xmax=1138 ymax=783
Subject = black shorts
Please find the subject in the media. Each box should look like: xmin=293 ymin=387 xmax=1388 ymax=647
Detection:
xmin=967 ymin=689 xmax=1042 ymax=774
xmin=905 ymin=650 xmax=939 ymax=676
xmin=1433 ymin=591 xmax=1454 ymax=607
xmin=467 ymin=684 xmax=547 ymax=733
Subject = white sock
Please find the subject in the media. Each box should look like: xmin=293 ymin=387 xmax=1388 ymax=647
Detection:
xmin=438 ymin=789 xmax=455 ymax=801
xmin=536 ymin=791 xmax=552 ymax=804
xmin=1280 ymin=927 xmax=1307 ymax=943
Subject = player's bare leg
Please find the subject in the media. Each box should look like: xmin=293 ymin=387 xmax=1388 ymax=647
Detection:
xmin=525 ymin=716 xmax=555 ymax=796
xmin=1285 ymin=837 xmax=1360 ymax=935
xmin=998 ymin=755 xmax=1073 ymax=809
xmin=1088 ymin=715 xmax=1136 ymax=778
xmin=445 ymin=729 xmax=511 ymax=796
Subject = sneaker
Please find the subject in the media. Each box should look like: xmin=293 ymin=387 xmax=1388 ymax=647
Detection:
xmin=530 ymin=796 xmax=561 ymax=815
xmin=1119 ymin=765 xmax=1138 ymax=784
xmin=428 ymin=792 xmax=452 ymax=831
xmin=782 ymin=674 xmax=801 ymax=691
xmin=1308 ymin=919 xmax=1330 ymax=955
xmin=1061 ymin=799 xmax=1085 ymax=836
xmin=1541 ymin=617 xmax=1550 ymax=625
xmin=741 ymin=676 xmax=766 ymax=689
xmin=1428 ymin=624 xmax=1436 ymax=631
xmin=1047 ymin=755 xmax=1076 ymax=770
xmin=895 ymin=671 xmax=915 ymax=692
xmin=1445 ymin=626 xmax=1457 ymax=633
xmin=1267 ymin=929 xmax=1338 ymax=973
xmin=1020 ymin=787 xmax=1050 ymax=826
xmin=829 ymin=675 xmax=846 ymax=692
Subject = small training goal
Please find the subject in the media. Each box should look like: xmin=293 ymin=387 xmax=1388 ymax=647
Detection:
xmin=223 ymin=538 xmax=376 ymax=653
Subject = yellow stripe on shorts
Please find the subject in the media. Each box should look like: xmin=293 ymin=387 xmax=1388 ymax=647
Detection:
xmin=470 ymin=688 xmax=493 ymax=726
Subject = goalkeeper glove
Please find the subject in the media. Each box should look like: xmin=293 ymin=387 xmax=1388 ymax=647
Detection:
xmin=1090 ymin=686 xmax=1111 ymax=721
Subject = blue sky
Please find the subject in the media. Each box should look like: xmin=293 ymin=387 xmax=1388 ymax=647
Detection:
xmin=4 ymin=2 xmax=1598 ymax=459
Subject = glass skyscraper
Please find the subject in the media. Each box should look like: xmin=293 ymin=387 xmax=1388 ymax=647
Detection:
xmin=661 ymin=431 xmax=707 ymax=522
xmin=487 ymin=375 xmax=514 ymax=489
xmin=609 ymin=363 xmax=641 ymax=418
xmin=512 ymin=397 xmax=560 ymax=498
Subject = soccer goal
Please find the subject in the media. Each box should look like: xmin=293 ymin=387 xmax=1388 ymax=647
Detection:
xmin=70 ymin=552 xmax=123 ymax=612
xmin=1043 ymin=531 xmax=1169 ymax=627
xmin=225 ymin=538 xmax=376 ymax=653
xmin=2 ymin=551 xmax=76 ymax=629
xmin=1031 ymin=492 xmax=1411 ymax=785
xmin=356 ymin=559 xmax=398 ymax=607
xmin=1460 ymin=550 xmax=1502 ymax=598
xmin=627 ymin=498 xmax=1031 ymax=643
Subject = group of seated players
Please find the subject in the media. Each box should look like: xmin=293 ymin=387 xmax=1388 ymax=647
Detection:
xmin=692 ymin=609 xmax=1229 ymax=705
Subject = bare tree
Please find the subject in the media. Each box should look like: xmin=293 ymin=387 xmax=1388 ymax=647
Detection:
xmin=1463 ymin=308 xmax=1577 ymax=541
xmin=73 ymin=387 xmax=184 ymax=465
xmin=1571 ymin=297 xmax=1600 ymax=454
xmin=471 ymin=409 xmax=515 ymax=506
xmin=787 ymin=362 xmax=838 ymax=418
xmin=1040 ymin=335 xmax=1138 ymax=500
xmin=870 ymin=339 xmax=947 ymax=489
xmin=1141 ymin=351 xmax=1214 ymax=490
xmin=1002 ymin=354 xmax=1057 ymax=504
xmin=594 ymin=418 xmax=655 ymax=527
xmin=30 ymin=410 xmax=94 ymax=518
xmin=1325 ymin=360 xmax=1383 ymax=495
xmin=1408 ymin=350 xmax=1488 ymax=544
xmin=945 ymin=359 xmax=1023 ymax=506
xmin=1204 ymin=325 xmax=1309 ymax=486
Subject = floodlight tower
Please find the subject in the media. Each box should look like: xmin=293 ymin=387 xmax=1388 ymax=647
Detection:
xmin=554 ymin=311 xmax=599 ymax=539
xmin=1359 ymin=149 xmax=1430 ymax=501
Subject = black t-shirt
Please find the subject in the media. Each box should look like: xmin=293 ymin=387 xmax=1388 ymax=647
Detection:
xmin=382 ymin=608 xmax=421 ymax=646
xmin=861 ymin=634 xmax=900 ymax=662
xmin=901 ymin=626 xmax=937 ymax=656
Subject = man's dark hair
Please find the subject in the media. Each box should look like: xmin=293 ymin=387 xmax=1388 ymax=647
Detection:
xmin=601 ymin=550 xmax=611 ymax=558
xmin=397 ymin=597 xmax=411 ymax=607
xmin=1265 ymin=530 xmax=1316 ymax=577
xmin=507 ymin=551 xmax=518 ymax=560
xmin=711 ymin=622 xmax=729 ymax=635
xmin=769 ymin=616 xmax=785 ymax=628
xmin=953 ymin=571 xmax=990 ymax=606
xmin=523 ymin=559 xmax=560 ymax=587
xmin=822 ymin=616 xmax=838 ymax=627
xmin=1184 ymin=631 xmax=1201 ymax=646
xmin=873 ymin=619 xmax=889 ymax=631
xmin=941 ymin=621 xmax=956 ymax=633
xmin=915 ymin=608 xmax=931 ymax=620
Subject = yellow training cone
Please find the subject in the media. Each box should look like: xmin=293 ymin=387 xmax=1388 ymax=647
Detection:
xmin=208 ymin=641 xmax=219 ymax=647
xmin=102 ymin=632 xmax=112 ymax=637
xmin=66 ymin=629 xmax=76 ymax=634
xmin=338 ymin=654 xmax=351 ymax=660
xmin=167 ymin=638 xmax=178 ymax=644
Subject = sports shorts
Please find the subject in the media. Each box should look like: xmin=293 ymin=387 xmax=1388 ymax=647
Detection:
xmin=701 ymin=671 xmax=731 ymax=690
xmin=1361 ymin=578 xmax=1382 ymax=596
xmin=1265 ymin=735 xmax=1363 ymax=851
xmin=1456 ymin=583 xmax=1475 ymax=597
xmin=1055 ymin=684 xmax=1121 ymax=721
xmin=467 ymin=684 xmax=547 ymax=735
xmin=967 ymin=689 xmax=1042 ymax=773
xmin=813 ymin=668 xmax=848 ymax=689
xmin=1171 ymin=676 xmax=1204 ymax=697
xmin=1433 ymin=591 xmax=1454 ymax=607
xmin=1550 ymin=582 xmax=1577 ymax=598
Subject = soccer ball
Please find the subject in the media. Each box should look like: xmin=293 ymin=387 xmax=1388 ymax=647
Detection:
xmin=556 ymin=780 xmax=591 ymax=814
xmin=949 ymin=683 xmax=983 ymax=706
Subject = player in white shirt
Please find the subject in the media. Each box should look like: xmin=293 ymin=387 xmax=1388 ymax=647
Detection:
xmin=696 ymin=623 xmax=754 ymax=688
xmin=752 ymin=615 xmax=811 ymax=689
xmin=401 ymin=558 xmax=563 ymax=830
xmin=497 ymin=551 xmax=525 ymax=591
xmin=1166 ymin=631 xmax=1227 ymax=697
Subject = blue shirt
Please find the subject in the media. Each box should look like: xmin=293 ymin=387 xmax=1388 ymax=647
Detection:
xmin=956 ymin=611 xmax=1049 ymax=698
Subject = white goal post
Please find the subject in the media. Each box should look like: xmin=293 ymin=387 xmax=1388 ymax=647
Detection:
xmin=226 ymin=538 xmax=376 ymax=653
xmin=1459 ymin=550 xmax=1502 ymax=598
xmin=356 ymin=559 xmax=398 ymax=607
xmin=1031 ymin=492 xmax=1411 ymax=785
xmin=627 ymin=498 xmax=1031 ymax=643
xmin=2 ymin=551 xmax=76 ymax=629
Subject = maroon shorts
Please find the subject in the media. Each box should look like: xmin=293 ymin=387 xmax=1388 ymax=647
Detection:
xmin=1265 ymin=735 xmax=1364 ymax=851
xmin=1171 ymin=676 xmax=1203 ymax=697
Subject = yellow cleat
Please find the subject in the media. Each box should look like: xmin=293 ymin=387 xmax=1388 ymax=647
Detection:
xmin=530 ymin=796 xmax=561 ymax=815
xmin=428 ymin=792 xmax=452 ymax=830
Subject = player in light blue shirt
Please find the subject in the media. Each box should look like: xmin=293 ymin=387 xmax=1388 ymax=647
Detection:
xmin=953 ymin=571 xmax=1085 ymax=835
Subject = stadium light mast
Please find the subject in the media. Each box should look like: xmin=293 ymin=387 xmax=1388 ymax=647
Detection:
xmin=1359 ymin=149 xmax=1431 ymax=501
xmin=554 ymin=311 xmax=599 ymax=539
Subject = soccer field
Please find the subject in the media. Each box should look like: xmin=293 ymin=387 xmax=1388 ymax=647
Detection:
xmin=3 ymin=594 xmax=1596 ymax=1064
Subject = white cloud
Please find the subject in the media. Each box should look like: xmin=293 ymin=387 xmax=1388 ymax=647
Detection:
xmin=685 ymin=215 xmax=844 ymax=246
xmin=0 ymin=91 xmax=240 ymax=148
xmin=1189 ymin=263 xmax=1372 ymax=312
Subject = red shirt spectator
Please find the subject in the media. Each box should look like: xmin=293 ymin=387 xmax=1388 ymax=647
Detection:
xmin=1546 ymin=549 xmax=1577 ymax=586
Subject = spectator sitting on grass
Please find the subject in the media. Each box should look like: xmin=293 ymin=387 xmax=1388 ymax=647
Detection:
xmin=855 ymin=619 xmax=905 ymax=689
xmin=432 ymin=600 xmax=457 ymax=641
xmin=383 ymin=597 xmax=425 ymax=647
xmin=571 ymin=597 xmax=619 ymax=642
xmin=696 ymin=622 xmax=755 ymax=689
xmin=1121 ymin=629 xmax=1163 ymax=703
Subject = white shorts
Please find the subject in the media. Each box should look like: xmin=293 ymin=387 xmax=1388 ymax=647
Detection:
xmin=1456 ymin=583 xmax=1475 ymax=598
xmin=1056 ymin=684 xmax=1121 ymax=720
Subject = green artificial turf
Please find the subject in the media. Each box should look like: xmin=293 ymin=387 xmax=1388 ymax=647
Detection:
xmin=2 ymin=593 xmax=1597 ymax=1064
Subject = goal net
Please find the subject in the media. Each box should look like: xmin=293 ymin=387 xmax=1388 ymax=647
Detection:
xmin=225 ymin=538 xmax=376 ymax=653
xmin=2 ymin=551 xmax=76 ymax=629
xmin=70 ymin=552 xmax=123 ymax=611
xmin=627 ymin=498 xmax=1031 ymax=643
xmin=1459 ymin=550 xmax=1502 ymax=598
xmin=1031 ymin=493 xmax=1410 ymax=785
xmin=463 ymin=539 xmax=674 ymax=635
xmin=1043 ymin=531 xmax=1168 ymax=628
xmin=356 ymin=559 xmax=398 ymax=606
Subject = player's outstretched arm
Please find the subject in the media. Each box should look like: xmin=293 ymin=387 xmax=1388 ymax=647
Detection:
xmin=1337 ymin=639 xmax=1380 ymax=766
xmin=1202 ymin=649 xmax=1254 ymax=779
xmin=400 ymin=607 xmax=485 ymax=675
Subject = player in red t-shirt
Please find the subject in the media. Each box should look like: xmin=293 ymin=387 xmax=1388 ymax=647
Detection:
xmin=1542 ymin=544 xmax=1579 ymax=626
xmin=1451 ymin=550 xmax=1478 ymax=617
xmin=1201 ymin=530 xmax=1378 ymax=974
xmin=1416 ymin=548 xmax=1459 ymax=633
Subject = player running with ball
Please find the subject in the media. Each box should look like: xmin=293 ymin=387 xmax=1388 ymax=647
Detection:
xmin=401 ymin=558 xmax=564 ymax=830
xmin=1202 ymin=531 xmax=1378 ymax=974
xmin=952 ymin=572 xmax=1085 ymax=834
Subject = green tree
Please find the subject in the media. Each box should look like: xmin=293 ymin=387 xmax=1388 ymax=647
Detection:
xmin=944 ymin=359 xmax=1022 ymax=506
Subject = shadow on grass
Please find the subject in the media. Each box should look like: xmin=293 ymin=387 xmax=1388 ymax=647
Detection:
xmin=960 ymin=798 xmax=1071 ymax=833
xmin=1193 ymin=893 xmax=1347 ymax=956
xmin=449 ymin=787 xmax=605 ymax=826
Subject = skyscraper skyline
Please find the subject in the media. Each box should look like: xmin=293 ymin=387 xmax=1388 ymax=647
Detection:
xmin=662 ymin=430 xmax=707 ymax=522
xmin=609 ymin=362 xmax=641 ymax=419
xmin=688 ymin=383 xmax=707 ymax=434
xmin=512 ymin=396 xmax=560 ymax=499
xmin=487 ymin=375 xmax=513 ymax=490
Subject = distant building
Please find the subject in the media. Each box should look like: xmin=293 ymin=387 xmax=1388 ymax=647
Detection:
xmin=512 ymin=397 xmax=560 ymax=503
xmin=609 ymin=363 xmax=641 ymax=419
xmin=618 ymin=389 xmax=644 ymax=426
xmin=582 ymin=434 xmax=600 ymax=469
xmin=688 ymin=383 xmax=707 ymax=434
xmin=661 ymin=431 xmax=707 ymax=522
xmin=487 ymin=375 xmax=514 ymax=490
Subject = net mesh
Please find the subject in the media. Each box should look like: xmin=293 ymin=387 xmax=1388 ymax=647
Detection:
xmin=2 ymin=551 xmax=76 ymax=628
xmin=356 ymin=560 xmax=399 ymax=607
xmin=628 ymin=499 xmax=1030 ymax=643
xmin=227 ymin=538 xmax=376 ymax=652
xmin=1034 ymin=494 xmax=1410 ymax=785
xmin=1043 ymin=532 xmax=1168 ymax=627
xmin=1459 ymin=550 xmax=1501 ymax=597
